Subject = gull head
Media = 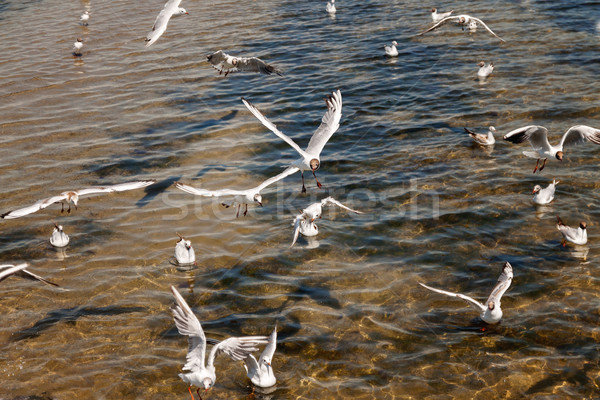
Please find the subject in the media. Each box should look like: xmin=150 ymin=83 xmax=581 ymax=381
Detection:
xmin=392 ymin=41 xmax=398 ymax=46
xmin=458 ymin=16 xmax=466 ymax=24
xmin=177 ymin=7 xmax=189 ymax=15
xmin=430 ymin=8 xmax=437 ymax=13
xmin=532 ymin=185 xmax=542 ymax=194
xmin=54 ymin=223 xmax=63 ymax=232
xmin=580 ymin=221 xmax=587 ymax=230
xmin=254 ymin=193 xmax=263 ymax=207
xmin=262 ymin=357 xmax=272 ymax=367
xmin=489 ymin=126 xmax=496 ymax=133
xmin=555 ymin=151 xmax=563 ymax=161
xmin=203 ymin=378 xmax=213 ymax=390
xmin=488 ymin=301 xmax=495 ymax=310
xmin=309 ymin=159 xmax=320 ymax=172
xmin=184 ymin=240 xmax=192 ymax=250
xmin=477 ymin=61 xmax=485 ymax=68
xmin=231 ymin=58 xmax=238 ymax=66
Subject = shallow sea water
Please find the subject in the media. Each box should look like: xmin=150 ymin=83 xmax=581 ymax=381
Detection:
xmin=1 ymin=0 xmax=599 ymax=399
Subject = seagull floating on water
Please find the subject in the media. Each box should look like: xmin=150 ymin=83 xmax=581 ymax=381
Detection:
xmin=326 ymin=0 xmax=336 ymax=14
xmin=384 ymin=41 xmax=398 ymax=57
xmin=464 ymin=126 xmax=496 ymax=146
xmin=503 ymin=125 xmax=600 ymax=173
xmin=418 ymin=15 xmax=506 ymax=42
xmin=170 ymin=286 xmax=268 ymax=400
xmin=1 ymin=180 xmax=155 ymax=219
xmin=0 ymin=263 xmax=59 ymax=286
xmin=532 ymin=179 xmax=559 ymax=205
xmin=419 ymin=262 xmax=513 ymax=324
xmin=73 ymin=38 xmax=83 ymax=56
xmin=556 ymin=216 xmax=587 ymax=246
xmin=244 ymin=324 xmax=277 ymax=388
xmin=207 ymin=50 xmax=282 ymax=77
xmin=242 ymin=90 xmax=343 ymax=193
xmin=145 ymin=0 xmax=188 ymax=47
xmin=175 ymin=168 xmax=298 ymax=218
xmin=477 ymin=61 xmax=494 ymax=78
xmin=50 ymin=223 xmax=70 ymax=248
xmin=175 ymin=233 xmax=195 ymax=265
xmin=80 ymin=11 xmax=90 ymax=25
xmin=430 ymin=8 xmax=453 ymax=23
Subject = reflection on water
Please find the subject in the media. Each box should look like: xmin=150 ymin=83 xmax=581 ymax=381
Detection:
xmin=0 ymin=0 xmax=599 ymax=399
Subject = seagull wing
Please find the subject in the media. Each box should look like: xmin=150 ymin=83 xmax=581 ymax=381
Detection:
xmin=485 ymin=262 xmax=513 ymax=308
xmin=175 ymin=182 xmax=245 ymax=198
xmin=559 ymin=125 xmax=600 ymax=148
xmin=290 ymin=215 xmax=303 ymax=248
xmin=556 ymin=217 xmax=580 ymax=242
xmin=207 ymin=336 xmax=269 ymax=367
xmin=241 ymin=98 xmax=307 ymax=158
xmin=243 ymin=354 xmax=259 ymax=377
xmin=145 ymin=0 xmax=182 ymax=47
xmin=321 ymin=196 xmax=363 ymax=214
xmin=236 ymin=57 xmax=283 ymax=76
xmin=170 ymin=286 xmax=206 ymax=372
xmin=503 ymin=125 xmax=552 ymax=152
xmin=76 ymin=180 xmax=155 ymax=196
xmin=470 ymin=17 xmax=506 ymax=42
xmin=255 ymin=167 xmax=300 ymax=192
xmin=418 ymin=16 xmax=460 ymax=36
xmin=207 ymin=50 xmax=228 ymax=69
xmin=19 ymin=267 xmax=59 ymax=286
xmin=419 ymin=282 xmax=486 ymax=313
xmin=259 ymin=324 xmax=277 ymax=364
xmin=0 ymin=264 xmax=28 ymax=283
xmin=305 ymin=90 xmax=343 ymax=157
xmin=1 ymin=194 xmax=67 ymax=219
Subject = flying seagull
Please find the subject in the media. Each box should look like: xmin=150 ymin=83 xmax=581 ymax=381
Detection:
xmin=418 ymin=14 xmax=506 ymax=42
xmin=0 ymin=263 xmax=59 ymax=286
xmin=207 ymin=50 xmax=283 ymax=77
xmin=145 ymin=0 xmax=189 ymax=47
xmin=430 ymin=8 xmax=453 ymax=23
xmin=244 ymin=324 xmax=277 ymax=388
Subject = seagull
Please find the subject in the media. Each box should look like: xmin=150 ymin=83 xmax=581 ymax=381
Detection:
xmin=206 ymin=50 xmax=283 ymax=77
xmin=418 ymin=15 xmax=506 ymax=42
xmin=73 ymin=38 xmax=83 ymax=56
xmin=326 ymin=0 xmax=336 ymax=14
xmin=244 ymin=324 xmax=277 ymax=388
xmin=556 ymin=216 xmax=587 ymax=246
xmin=242 ymin=90 xmax=343 ymax=193
xmin=465 ymin=126 xmax=496 ymax=146
xmin=503 ymin=125 xmax=600 ymax=173
xmin=145 ymin=0 xmax=189 ymax=47
xmin=290 ymin=197 xmax=362 ymax=247
xmin=384 ymin=41 xmax=399 ymax=57
xmin=431 ymin=8 xmax=453 ymax=23
xmin=170 ymin=286 xmax=268 ymax=400
xmin=80 ymin=11 xmax=90 ymax=25
xmin=175 ymin=233 xmax=195 ymax=265
xmin=532 ymin=179 xmax=559 ymax=205
xmin=0 ymin=263 xmax=59 ymax=286
xmin=419 ymin=262 xmax=513 ymax=324
xmin=50 ymin=223 xmax=70 ymax=248
xmin=1 ymin=180 xmax=156 ymax=219
xmin=175 ymin=168 xmax=298 ymax=218
xmin=477 ymin=61 xmax=494 ymax=78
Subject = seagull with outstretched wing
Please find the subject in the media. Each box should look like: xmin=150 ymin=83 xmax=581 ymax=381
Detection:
xmin=207 ymin=50 xmax=283 ymax=77
xmin=145 ymin=0 xmax=188 ymax=47
xmin=244 ymin=323 xmax=277 ymax=388
xmin=419 ymin=14 xmax=505 ymax=42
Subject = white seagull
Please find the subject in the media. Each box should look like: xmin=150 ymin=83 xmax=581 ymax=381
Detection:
xmin=0 ymin=263 xmax=59 ymax=286
xmin=431 ymin=8 xmax=453 ymax=23
xmin=503 ymin=125 xmax=600 ymax=173
xmin=532 ymin=179 xmax=559 ymax=205
xmin=1 ymin=180 xmax=156 ymax=219
xmin=80 ymin=11 xmax=90 ymax=25
xmin=477 ymin=61 xmax=494 ymax=78
xmin=170 ymin=286 xmax=268 ymax=400
xmin=556 ymin=216 xmax=587 ymax=246
xmin=291 ymin=197 xmax=362 ymax=247
xmin=418 ymin=15 xmax=506 ymax=42
xmin=175 ymin=168 xmax=298 ymax=218
xmin=244 ymin=324 xmax=277 ymax=388
xmin=326 ymin=0 xmax=336 ymax=14
xmin=464 ymin=126 xmax=496 ymax=146
xmin=207 ymin=50 xmax=283 ymax=77
xmin=50 ymin=223 xmax=70 ymax=248
xmin=419 ymin=262 xmax=513 ymax=324
xmin=384 ymin=41 xmax=399 ymax=57
xmin=73 ymin=38 xmax=83 ymax=56
xmin=145 ymin=0 xmax=188 ymax=47
xmin=175 ymin=233 xmax=195 ymax=265
xmin=242 ymin=90 xmax=343 ymax=193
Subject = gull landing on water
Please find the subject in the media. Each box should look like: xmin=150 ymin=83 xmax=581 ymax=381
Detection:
xmin=207 ymin=50 xmax=283 ymax=77
xmin=242 ymin=90 xmax=343 ymax=194
xmin=170 ymin=286 xmax=268 ymax=400
xmin=503 ymin=125 xmax=600 ymax=173
xmin=175 ymin=233 xmax=195 ymax=265
xmin=557 ymin=216 xmax=587 ymax=246
xmin=145 ymin=0 xmax=188 ymax=47
xmin=1 ymin=180 xmax=156 ymax=219
xmin=326 ymin=0 xmax=336 ymax=14
xmin=431 ymin=8 xmax=453 ymax=23
xmin=384 ymin=41 xmax=398 ymax=57
xmin=418 ymin=15 xmax=506 ymax=42
xmin=419 ymin=262 xmax=513 ymax=324
xmin=175 ymin=168 xmax=298 ymax=218
xmin=532 ymin=179 xmax=558 ymax=205
xmin=0 ymin=263 xmax=59 ymax=286
xmin=465 ymin=126 xmax=496 ymax=146
xmin=477 ymin=61 xmax=494 ymax=78
xmin=50 ymin=223 xmax=70 ymax=248
xmin=244 ymin=324 xmax=277 ymax=388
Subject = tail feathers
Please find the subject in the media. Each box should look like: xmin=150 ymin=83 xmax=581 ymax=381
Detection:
xmin=553 ymin=179 xmax=560 ymax=186
xmin=464 ymin=127 xmax=476 ymax=135
xmin=556 ymin=215 xmax=565 ymax=227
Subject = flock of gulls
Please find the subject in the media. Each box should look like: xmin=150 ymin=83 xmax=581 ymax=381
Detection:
xmin=3 ymin=1 xmax=599 ymax=399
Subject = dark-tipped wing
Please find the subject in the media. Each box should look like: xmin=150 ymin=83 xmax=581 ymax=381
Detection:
xmin=208 ymin=336 xmax=268 ymax=367
xmin=559 ymin=125 xmax=600 ymax=148
xmin=145 ymin=0 xmax=182 ymax=47
xmin=236 ymin=57 xmax=283 ymax=76
xmin=207 ymin=50 xmax=227 ymax=68
xmin=321 ymin=196 xmax=363 ymax=214
xmin=485 ymin=262 xmax=513 ymax=307
xmin=419 ymin=282 xmax=486 ymax=312
xmin=76 ymin=180 xmax=155 ymax=196
xmin=1 ymin=194 xmax=67 ymax=219
xmin=0 ymin=264 xmax=59 ymax=286
xmin=305 ymin=90 xmax=343 ymax=157
xmin=259 ymin=324 xmax=277 ymax=364
xmin=418 ymin=15 xmax=460 ymax=36
xmin=470 ymin=17 xmax=506 ymax=42
xmin=503 ymin=125 xmax=551 ymax=150
xmin=170 ymin=286 xmax=206 ymax=372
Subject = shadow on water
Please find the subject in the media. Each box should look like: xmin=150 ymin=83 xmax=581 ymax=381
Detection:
xmin=12 ymin=305 xmax=146 ymax=341
xmin=135 ymin=175 xmax=181 ymax=207
xmin=525 ymin=363 xmax=596 ymax=396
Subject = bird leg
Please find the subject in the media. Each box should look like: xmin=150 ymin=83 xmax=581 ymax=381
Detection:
xmin=243 ymin=204 xmax=248 ymax=216
xmin=539 ymin=158 xmax=547 ymax=172
xmin=236 ymin=204 xmax=241 ymax=218
xmin=187 ymin=386 xmax=195 ymax=400
xmin=533 ymin=159 xmax=541 ymax=173
xmin=61 ymin=202 xmax=65 ymax=213
xmin=301 ymin=172 xmax=307 ymax=194
xmin=196 ymin=387 xmax=203 ymax=400
xmin=312 ymin=170 xmax=322 ymax=189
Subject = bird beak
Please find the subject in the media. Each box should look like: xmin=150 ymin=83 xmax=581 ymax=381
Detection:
xmin=310 ymin=218 xmax=315 ymax=223
xmin=258 ymin=202 xmax=263 ymax=207
xmin=185 ymin=12 xmax=189 ymax=14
